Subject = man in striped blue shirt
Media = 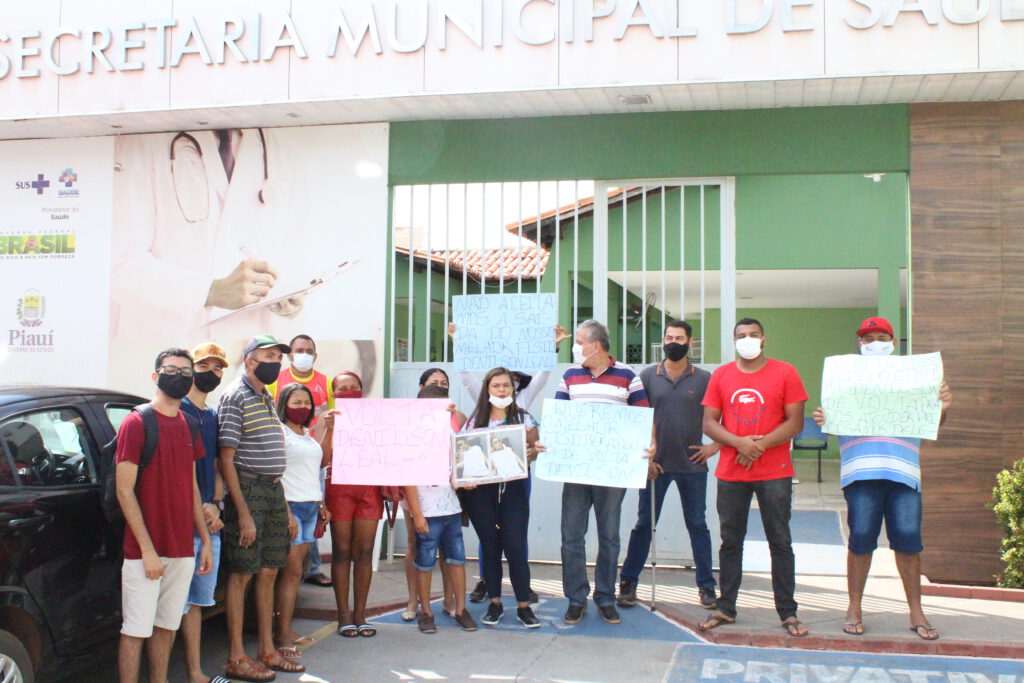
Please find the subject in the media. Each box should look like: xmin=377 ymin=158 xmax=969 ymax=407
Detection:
xmin=219 ymin=334 xmax=303 ymax=679
xmin=555 ymin=319 xmax=651 ymax=627
xmin=813 ymin=316 xmax=952 ymax=642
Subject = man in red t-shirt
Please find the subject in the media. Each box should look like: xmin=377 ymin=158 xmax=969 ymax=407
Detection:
xmin=699 ymin=318 xmax=808 ymax=637
xmin=115 ymin=348 xmax=213 ymax=683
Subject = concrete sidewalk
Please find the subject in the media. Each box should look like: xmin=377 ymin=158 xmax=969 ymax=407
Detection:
xmin=295 ymin=558 xmax=1024 ymax=660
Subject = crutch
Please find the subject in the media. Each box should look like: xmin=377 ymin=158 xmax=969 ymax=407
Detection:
xmin=649 ymin=479 xmax=658 ymax=613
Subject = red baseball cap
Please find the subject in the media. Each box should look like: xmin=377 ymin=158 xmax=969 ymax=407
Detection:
xmin=856 ymin=316 xmax=894 ymax=337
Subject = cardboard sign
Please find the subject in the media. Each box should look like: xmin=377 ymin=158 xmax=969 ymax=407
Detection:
xmin=535 ymin=398 xmax=654 ymax=489
xmin=331 ymin=399 xmax=451 ymax=486
xmin=452 ymin=424 xmax=529 ymax=488
xmin=452 ymin=293 xmax=556 ymax=371
xmin=821 ymin=352 xmax=943 ymax=440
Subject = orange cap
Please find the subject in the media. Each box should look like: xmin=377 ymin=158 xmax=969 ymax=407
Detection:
xmin=191 ymin=342 xmax=229 ymax=368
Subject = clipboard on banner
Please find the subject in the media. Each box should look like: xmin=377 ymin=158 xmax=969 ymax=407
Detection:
xmin=208 ymin=259 xmax=360 ymax=325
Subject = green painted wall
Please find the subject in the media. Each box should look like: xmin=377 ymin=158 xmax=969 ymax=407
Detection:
xmin=385 ymin=104 xmax=911 ymax=414
xmin=389 ymin=106 xmax=909 ymax=184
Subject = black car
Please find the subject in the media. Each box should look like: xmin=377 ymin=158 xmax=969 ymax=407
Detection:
xmin=0 ymin=386 xmax=147 ymax=683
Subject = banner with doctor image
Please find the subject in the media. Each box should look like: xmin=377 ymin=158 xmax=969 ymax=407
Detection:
xmin=0 ymin=137 xmax=115 ymax=387
xmin=107 ymin=123 xmax=389 ymax=398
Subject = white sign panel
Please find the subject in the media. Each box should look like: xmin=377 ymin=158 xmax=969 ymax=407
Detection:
xmin=0 ymin=137 xmax=114 ymax=387
xmin=1 ymin=1 xmax=1024 ymax=117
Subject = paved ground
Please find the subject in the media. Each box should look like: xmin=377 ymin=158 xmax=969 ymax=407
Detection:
xmin=70 ymin=560 xmax=1024 ymax=682
xmin=67 ymin=459 xmax=1024 ymax=680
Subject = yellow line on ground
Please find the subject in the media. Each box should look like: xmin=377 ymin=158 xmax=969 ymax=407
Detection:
xmin=299 ymin=621 xmax=339 ymax=652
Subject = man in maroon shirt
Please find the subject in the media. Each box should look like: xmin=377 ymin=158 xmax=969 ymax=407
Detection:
xmin=116 ymin=348 xmax=213 ymax=683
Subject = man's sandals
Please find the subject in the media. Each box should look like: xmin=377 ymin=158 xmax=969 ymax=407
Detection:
xmin=910 ymin=623 xmax=940 ymax=640
xmin=223 ymin=656 xmax=277 ymax=682
xmin=260 ymin=649 xmax=307 ymax=674
xmin=698 ymin=611 xmax=735 ymax=631
xmin=842 ymin=620 xmax=865 ymax=636
xmin=781 ymin=616 xmax=808 ymax=637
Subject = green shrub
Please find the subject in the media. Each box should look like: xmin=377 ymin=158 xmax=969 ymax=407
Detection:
xmin=991 ymin=459 xmax=1024 ymax=588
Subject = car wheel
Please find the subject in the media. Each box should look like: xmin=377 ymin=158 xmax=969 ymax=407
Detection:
xmin=0 ymin=629 xmax=33 ymax=683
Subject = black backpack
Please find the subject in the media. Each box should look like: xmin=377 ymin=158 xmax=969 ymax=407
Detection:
xmin=101 ymin=403 xmax=200 ymax=524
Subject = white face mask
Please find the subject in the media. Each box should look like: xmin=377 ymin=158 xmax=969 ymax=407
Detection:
xmin=859 ymin=340 xmax=895 ymax=357
xmin=291 ymin=353 xmax=315 ymax=373
xmin=489 ymin=394 xmax=513 ymax=409
xmin=735 ymin=336 xmax=763 ymax=360
xmin=571 ymin=342 xmax=592 ymax=365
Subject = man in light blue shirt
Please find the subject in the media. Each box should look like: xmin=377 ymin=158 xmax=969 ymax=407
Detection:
xmin=813 ymin=316 xmax=952 ymax=641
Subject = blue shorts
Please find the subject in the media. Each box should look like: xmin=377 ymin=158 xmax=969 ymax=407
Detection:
xmin=844 ymin=479 xmax=923 ymax=555
xmin=288 ymin=501 xmax=320 ymax=546
xmin=184 ymin=531 xmax=221 ymax=611
xmin=414 ymin=513 xmax=465 ymax=571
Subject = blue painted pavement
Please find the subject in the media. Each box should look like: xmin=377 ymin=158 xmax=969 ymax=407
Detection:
xmin=371 ymin=595 xmax=702 ymax=643
xmin=668 ymin=642 xmax=1024 ymax=682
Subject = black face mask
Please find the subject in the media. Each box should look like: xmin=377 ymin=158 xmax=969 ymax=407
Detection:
xmin=663 ymin=342 xmax=689 ymax=362
xmin=252 ymin=361 xmax=281 ymax=385
xmin=158 ymin=372 xmax=192 ymax=400
xmin=193 ymin=370 xmax=222 ymax=393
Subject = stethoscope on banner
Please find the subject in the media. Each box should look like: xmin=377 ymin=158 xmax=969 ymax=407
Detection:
xmin=169 ymin=128 xmax=271 ymax=223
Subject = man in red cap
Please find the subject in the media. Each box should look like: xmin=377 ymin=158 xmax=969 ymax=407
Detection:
xmin=813 ymin=316 xmax=953 ymax=641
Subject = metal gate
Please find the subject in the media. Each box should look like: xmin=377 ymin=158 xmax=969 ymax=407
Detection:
xmin=387 ymin=179 xmax=736 ymax=566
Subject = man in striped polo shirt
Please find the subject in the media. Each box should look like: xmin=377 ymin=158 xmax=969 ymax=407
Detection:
xmin=813 ymin=316 xmax=953 ymax=641
xmin=555 ymin=319 xmax=651 ymax=626
xmin=219 ymin=334 xmax=303 ymax=680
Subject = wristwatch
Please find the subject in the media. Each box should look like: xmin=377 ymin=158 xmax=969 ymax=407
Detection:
xmin=213 ymin=499 xmax=224 ymax=511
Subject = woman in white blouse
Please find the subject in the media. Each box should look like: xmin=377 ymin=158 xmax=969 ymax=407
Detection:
xmin=274 ymin=383 xmax=334 ymax=659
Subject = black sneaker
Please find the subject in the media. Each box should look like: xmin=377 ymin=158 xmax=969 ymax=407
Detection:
xmin=699 ymin=587 xmax=718 ymax=610
xmin=454 ymin=609 xmax=478 ymax=631
xmin=469 ymin=580 xmax=488 ymax=603
xmin=528 ymin=588 xmax=539 ymax=604
xmin=563 ymin=603 xmax=586 ymax=624
xmin=598 ymin=604 xmax=621 ymax=624
xmin=516 ymin=606 xmax=541 ymax=628
xmin=617 ymin=579 xmax=637 ymax=607
xmin=417 ymin=612 xmax=437 ymax=634
xmin=481 ymin=601 xmax=504 ymax=626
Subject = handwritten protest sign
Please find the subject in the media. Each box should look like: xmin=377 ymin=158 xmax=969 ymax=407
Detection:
xmin=452 ymin=293 xmax=556 ymax=371
xmin=821 ymin=352 xmax=943 ymax=440
xmin=331 ymin=399 xmax=451 ymax=486
xmin=535 ymin=398 xmax=654 ymax=489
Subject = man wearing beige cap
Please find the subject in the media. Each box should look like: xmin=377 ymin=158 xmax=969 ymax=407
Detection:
xmin=179 ymin=343 xmax=230 ymax=683
xmin=219 ymin=334 xmax=303 ymax=680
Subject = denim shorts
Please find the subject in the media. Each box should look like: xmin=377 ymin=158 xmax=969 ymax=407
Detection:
xmin=414 ymin=513 xmax=465 ymax=571
xmin=844 ymin=479 xmax=923 ymax=555
xmin=184 ymin=531 xmax=221 ymax=610
xmin=288 ymin=500 xmax=320 ymax=546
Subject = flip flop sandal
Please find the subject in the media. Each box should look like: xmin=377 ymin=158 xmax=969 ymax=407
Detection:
xmin=401 ymin=610 xmax=417 ymax=622
xmin=698 ymin=612 xmax=735 ymax=631
xmin=842 ymin=621 xmax=865 ymax=636
xmin=338 ymin=623 xmax=359 ymax=637
xmin=358 ymin=624 xmax=377 ymax=637
xmin=910 ymin=624 xmax=940 ymax=640
xmin=210 ymin=676 xmax=233 ymax=683
xmin=260 ymin=651 xmax=306 ymax=673
xmin=276 ymin=646 xmax=302 ymax=660
xmin=223 ymin=656 xmax=276 ymax=683
xmin=292 ymin=635 xmax=315 ymax=646
xmin=782 ymin=617 xmax=809 ymax=637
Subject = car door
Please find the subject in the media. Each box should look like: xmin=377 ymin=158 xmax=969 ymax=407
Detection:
xmin=0 ymin=396 xmax=123 ymax=656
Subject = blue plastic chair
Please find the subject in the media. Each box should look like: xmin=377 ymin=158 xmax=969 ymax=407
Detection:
xmin=793 ymin=417 xmax=828 ymax=483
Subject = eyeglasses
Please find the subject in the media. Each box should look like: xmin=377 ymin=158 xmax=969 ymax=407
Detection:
xmin=157 ymin=365 xmax=194 ymax=377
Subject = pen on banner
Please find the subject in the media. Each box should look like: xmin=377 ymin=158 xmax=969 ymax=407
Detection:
xmin=239 ymin=246 xmax=257 ymax=261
